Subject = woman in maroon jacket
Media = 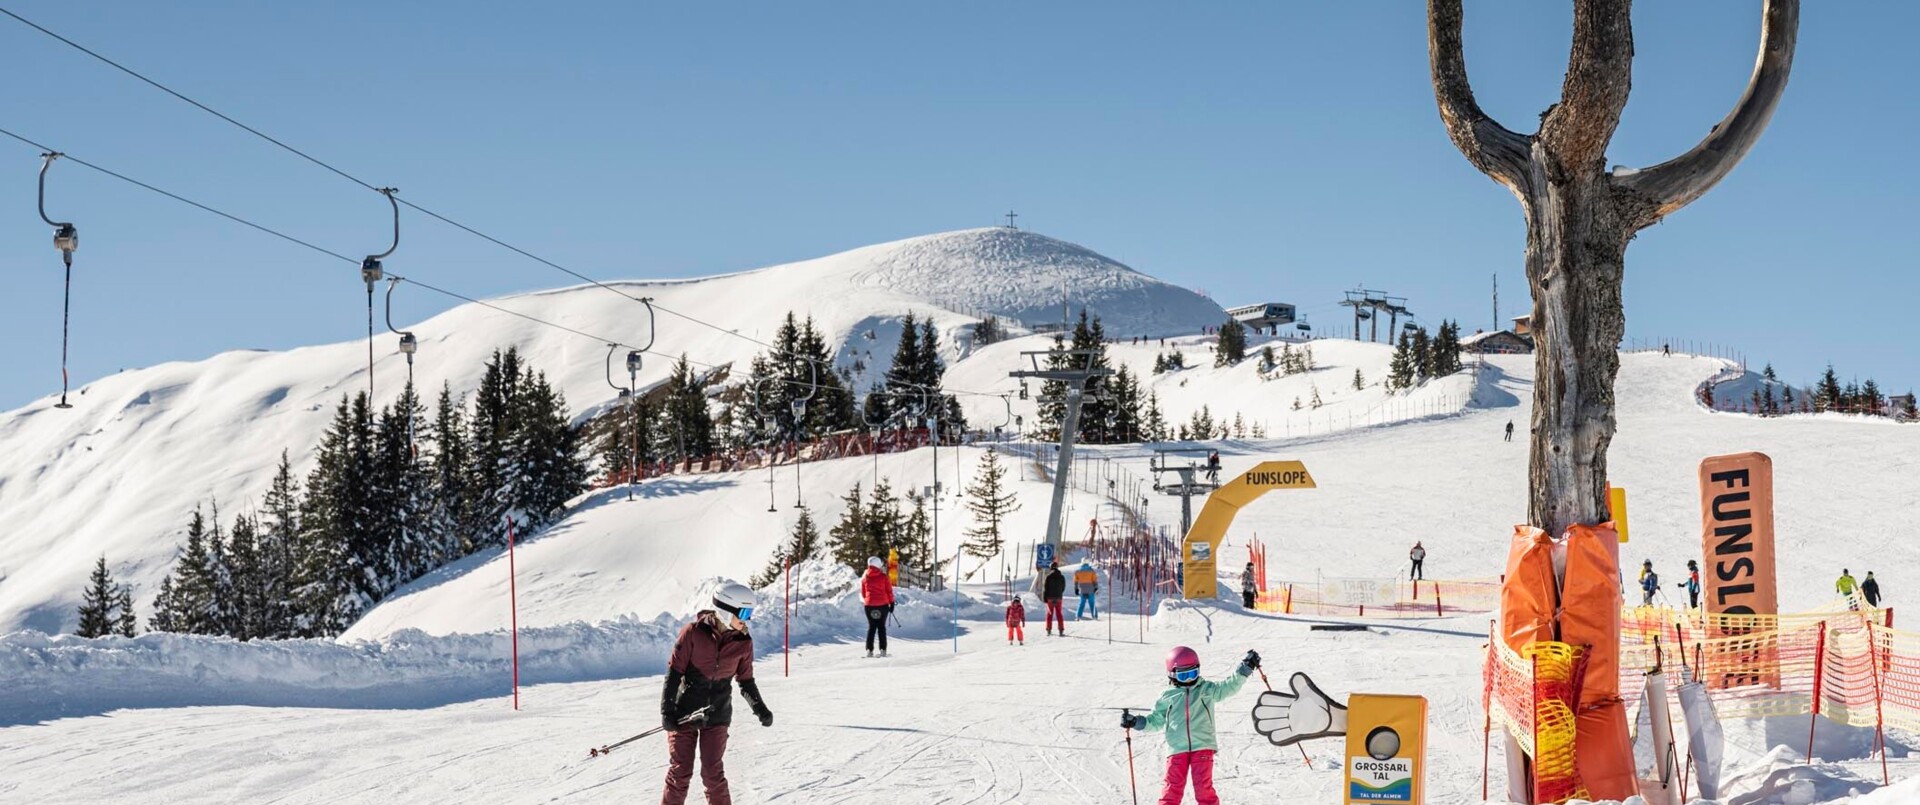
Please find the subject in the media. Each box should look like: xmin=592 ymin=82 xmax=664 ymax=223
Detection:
xmin=861 ymin=556 xmax=896 ymax=658
xmin=661 ymin=581 xmax=772 ymax=805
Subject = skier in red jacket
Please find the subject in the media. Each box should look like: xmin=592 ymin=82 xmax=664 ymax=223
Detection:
xmin=1005 ymin=597 xmax=1026 ymax=646
xmin=860 ymin=556 xmax=895 ymax=658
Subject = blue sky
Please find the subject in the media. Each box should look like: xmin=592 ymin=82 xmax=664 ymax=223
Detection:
xmin=2 ymin=1 xmax=1914 ymax=410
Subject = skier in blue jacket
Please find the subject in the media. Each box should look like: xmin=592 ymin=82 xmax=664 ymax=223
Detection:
xmin=1120 ymin=646 xmax=1259 ymax=804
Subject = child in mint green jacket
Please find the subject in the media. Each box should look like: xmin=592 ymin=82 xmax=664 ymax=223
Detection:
xmin=1121 ymin=647 xmax=1260 ymax=805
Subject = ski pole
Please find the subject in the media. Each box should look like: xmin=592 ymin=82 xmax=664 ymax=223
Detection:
xmin=1256 ymin=667 xmax=1313 ymax=768
xmin=588 ymin=706 xmax=710 ymax=758
xmin=1121 ymin=708 xmax=1139 ymax=805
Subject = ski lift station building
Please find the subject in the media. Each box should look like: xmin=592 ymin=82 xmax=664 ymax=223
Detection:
xmin=1226 ymin=302 xmax=1296 ymax=335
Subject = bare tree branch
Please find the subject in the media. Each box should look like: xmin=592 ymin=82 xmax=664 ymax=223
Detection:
xmin=1614 ymin=0 xmax=1799 ymax=221
xmin=1539 ymin=0 xmax=1635 ymax=169
xmin=1428 ymin=0 xmax=1533 ymax=197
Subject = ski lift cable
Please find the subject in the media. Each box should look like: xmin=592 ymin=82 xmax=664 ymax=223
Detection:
xmin=1 ymin=130 xmax=672 ymax=369
xmin=3 ymin=9 xmax=1021 ymax=407
xmin=0 ymin=7 xmax=660 ymax=312
xmin=36 ymin=151 xmax=78 ymax=409
xmin=0 ymin=6 xmax=1015 ymax=404
xmin=1 ymin=128 xmax=995 ymax=404
xmin=1 ymin=127 xmax=357 ymax=263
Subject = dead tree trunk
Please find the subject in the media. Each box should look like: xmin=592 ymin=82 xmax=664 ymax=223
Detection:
xmin=1428 ymin=0 xmax=1798 ymax=538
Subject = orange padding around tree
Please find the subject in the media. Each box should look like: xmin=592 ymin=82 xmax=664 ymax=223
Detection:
xmin=1562 ymin=523 xmax=1636 ymax=801
xmin=1501 ymin=526 xmax=1557 ymax=653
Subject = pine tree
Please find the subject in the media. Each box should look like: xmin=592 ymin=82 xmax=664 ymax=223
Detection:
xmin=1353 ymin=369 xmax=1366 ymax=390
xmin=1188 ymin=406 xmax=1216 ymax=441
xmin=1782 ymin=385 xmax=1795 ymax=412
xmin=1760 ymin=384 xmax=1776 ymax=417
xmin=1231 ymin=413 xmax=1246 ymax=439
xmin=1388 ymin=332 xmax=1416 ymax=391
xmin=1411 ymin=327 xmax=1433 ymax=380
xmin=113 ymin=583 xmax=137 ymax=637
xmin=1145 ymin=391 xmax=1168 ymax=442
xmin=974 ymin=314 xmax=1004 ymax=346
xmin=752 ymin=508 xmax=822 ymax=587
xmin=1763 ymin=363 xmax=1778 ymax=382
xmin=173 ymin=506 xmax=219 ymax=635
xmin=1817 ymin=365 xmax=1843 ymax=412
xmin=294 ymin=396 xmax=368 ymax=636
xmin=661 ymin=355 xmax=715 ymax=464
xmin=1215 ymin=318 xmax=1247 ymax=366
xmin=226 ymin=512 xmax=263 ymax=640
xmin=75 ymin=555 xmax=116 ymax=638
xmin=1862 ymin=378 xmax=1885 ymax=416
xmin=426 ymin=386 xmax=479 ymax=562
xmin=260 ymin=450 xmax=300 ymax=639
xmin=1109 ymin=365 xmax=1143 ymax=443
xmin=148 ymin=576 xmax=180 ymax=633
xmin=901 ymin=491 xmax=942 ymax=579
xmin=963 ymin=450 xmax=1021 ymax=559
xmin=828 ymin=483 xmax=872 ymax=568
xmin=1431 ymin=321 xmax=1463 ymax=375
xmin=469 ymin=349 xmax=523 ymax=548
xmin=1260 ymin=344 xmax=1277 ymax=373
xmin=510 ymin=369 xmax=589 ymax=531
xmin=1310 ymin=386 xmax=1323 ymax=409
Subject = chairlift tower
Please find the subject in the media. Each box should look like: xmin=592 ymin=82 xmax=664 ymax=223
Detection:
xmin=1149 ymin=447 xmax=1220 ymax=539
xmin=1339 ymin=288 xmax=1413 ymax=343
xmin=1009 ymin=349 xmax=1112 ymax=548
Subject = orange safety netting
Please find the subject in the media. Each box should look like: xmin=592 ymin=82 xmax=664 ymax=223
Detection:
xmin=1252 ymin=576 xmax=1503 ymax=618
xmin=1616 ymin=603 xmax=1918 ymax=739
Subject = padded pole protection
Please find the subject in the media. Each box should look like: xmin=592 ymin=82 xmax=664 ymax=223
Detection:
xmin=1563 ymin=523 xmax=1637 ymax=800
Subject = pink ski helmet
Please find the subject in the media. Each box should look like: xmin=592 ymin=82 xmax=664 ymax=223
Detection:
xmin=1166 ymin=645 xmax=1200 ymax=675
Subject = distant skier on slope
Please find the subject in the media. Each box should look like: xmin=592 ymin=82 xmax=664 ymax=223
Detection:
xmin=661 ymin=581 xmax=772 ymax=805
xmin=1677 ymin=560 xmax=1701 ymax=609
xmin=1504 ymin=420 xmax=1514 ymax=442
xmin=1205 ymin=451 xmax=1221 ymax=482
xmin=1042 ymin=561 xmax=1067 ymax=636
xmin=1120 ymin=646 xmax=1260 ymax=805
xmin=861 ymin=557 xmax=895 ymax=657
xmin=1240 ymin=562 xmax=1257 ymax=609
xmin=1837 ymin=568 xmax=1860 ymax=610
xmin=1005 ymin=596 xmax=1026 ymax=646
xmin=1639 ymin=561 xmax=1660 ymax=607
xmin=1074 ymin=562 xmax=1100 ymax=620
xmin=1408 ymin=542 xmax=1426 ymax=581
xmin=1863 ymin=572 xmax=1882 ymax=608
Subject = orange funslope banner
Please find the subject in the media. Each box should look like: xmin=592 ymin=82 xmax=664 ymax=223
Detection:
xmin=1562 ymin=523 xmax=1636 ymax=801
xmin=1700 ymin=452 xmax=1781 ymax=690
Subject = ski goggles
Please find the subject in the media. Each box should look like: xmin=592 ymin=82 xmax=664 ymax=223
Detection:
xmin=1170 ymin=665 xmax=1200 ymax=683
xmin=734 ymin=606 xmax=754 ymax=622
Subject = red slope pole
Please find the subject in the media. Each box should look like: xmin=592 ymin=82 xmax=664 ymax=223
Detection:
xmin=1808 ymin=621 xmax=1828 ymax=761
xmin=507 ymin=515 xmax=520 ymax=711
xmin=785 ymin=557 xmax=792 ymax=678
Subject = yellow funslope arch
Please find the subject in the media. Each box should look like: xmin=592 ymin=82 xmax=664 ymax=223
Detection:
xmin=1181 ymin=460 xmax=1316 ymax=600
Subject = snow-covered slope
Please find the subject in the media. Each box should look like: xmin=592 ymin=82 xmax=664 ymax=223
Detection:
xmin=0 ymin=228 xmax=1224 ymax=634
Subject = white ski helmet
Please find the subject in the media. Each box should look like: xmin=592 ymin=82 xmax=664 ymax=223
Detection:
xmin=713 ymin=581 xmax=756 ymax=623
xmin=867 ymin=556 xmax=885 ymax=570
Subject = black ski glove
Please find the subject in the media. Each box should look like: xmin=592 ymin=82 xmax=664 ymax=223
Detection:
xmin=740 ymin=678 xmax=772 ymax=728
xmin=1242 ymin=650 xmax=1262 ymax=670
xmin=1120 ymin=711 xmax=1139 ymax=730
xmin=663 ymin=711 xmax=680 ymax=733
xmin=888 ymin=603 xmax=896 ymax=614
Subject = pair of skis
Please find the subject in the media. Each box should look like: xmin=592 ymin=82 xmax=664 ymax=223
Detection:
xmin=587 ymin=706 xmax=711 ymax=758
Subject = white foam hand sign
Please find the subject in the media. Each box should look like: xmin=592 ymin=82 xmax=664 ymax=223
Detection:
xmin=1251 ymin=672 xmax=1349 ymax=747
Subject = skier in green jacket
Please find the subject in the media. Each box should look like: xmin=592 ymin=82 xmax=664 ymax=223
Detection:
xmin=1120 ymin=646 xmax=1259 ymax=804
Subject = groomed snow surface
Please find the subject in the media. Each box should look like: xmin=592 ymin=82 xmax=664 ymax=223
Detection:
xmin=6 ymin=346 xmax=1919 ymax=803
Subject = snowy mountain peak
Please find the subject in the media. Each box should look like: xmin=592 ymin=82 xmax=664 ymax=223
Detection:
xmin=846 ymin=227 xmax=1218 ymax=335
